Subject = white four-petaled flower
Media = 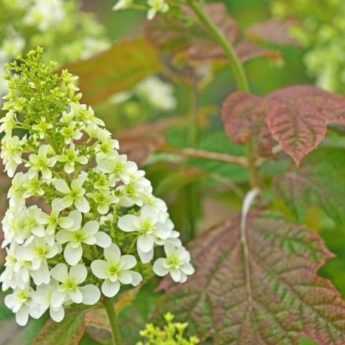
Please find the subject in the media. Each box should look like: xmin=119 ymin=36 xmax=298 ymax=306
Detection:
xmin=91 ymin=244 xmax=142 ymax=297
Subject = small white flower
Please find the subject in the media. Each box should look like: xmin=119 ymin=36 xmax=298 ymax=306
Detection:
xmin=136 ymin=77 xmax=176 ymax=111
xmin=0 ymin=111 xmax=17 ymax=134
xmin=0 ymin=245 xmax=32 ymax=290
xmin=153 ymin=244 xmax=194 ymax=283
xmin=46 ymin=199 xmax=76 ymax=235
xmin=91 ymin=244 xmax=142 ymax=298
xmin=56 ymin=213 xmax=111 ymax=265
xmin=53 ymin=172 xmax=90 ymax=213
xmin=88 ymin=190 xmax=118 ymax=215
xmin=58 ymin=145 xmax=88 ymax=174
xmin=117 ymin=174 xmax=152 ymax=208
xmin=118 ymin=205 xmax=174 ymax=263
xmin=4 ymin=287 xmax=41 ymax=326
xmin=19 ymin=237 xmax=60 ymax=285
xmin=2 ymin=205 xmax=48 ymax=245
xmin=33 ymin=283 xmax=65 ymax=322
xmin=24 ymin=0 xmax=65 ymax=31
xmin=27 ymin=144 xmax=57 ymax=181
xmin=147 ymin=0 xmax=169 ymax=20
xmin=8 ymin=172 xmax=39 ymax=208
xmin=51 ymin=263 xmax=100 ymax=305
xmin=1 ymin=135 xmax=26 ymax=177
xmin=96 ymin=152 xmax=137 ymax=185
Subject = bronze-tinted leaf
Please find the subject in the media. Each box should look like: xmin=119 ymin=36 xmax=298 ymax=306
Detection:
xmin=65 ymin=38 xmax=162 ymax=106
xmin=157 ymin=216 xmax=345 ymax=345
xmin=33 ymin=311 xmax=86 ymax=345
xmin=266 ymin=86 xmax=345 ymax=165
xmin=145 ymin=3 xmax=279 ymax=66
xmin=247 ymin=19 xmax=300 ymax=46
xmin=221 ymin=91 xmax=275 ymax=155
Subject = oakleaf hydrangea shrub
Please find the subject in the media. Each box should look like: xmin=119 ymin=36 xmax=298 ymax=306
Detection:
xmin=0 ymin=48 xmax=194 ymax=326
xmin=137 ymin=313 xmax=199 ymax=345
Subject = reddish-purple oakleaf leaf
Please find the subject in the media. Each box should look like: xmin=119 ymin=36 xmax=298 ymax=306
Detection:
xmin=246 ymin=19 xmax=300 ymax=46
xmin=145 ymin=3 xmax=280 ymax=66
xmin=156 ymin=216 xmax=345 ymax=345
xmin=266 ymin=86 xmax=345 ymax=165
xmin=221 ymin=91 xmax=275 ymax=156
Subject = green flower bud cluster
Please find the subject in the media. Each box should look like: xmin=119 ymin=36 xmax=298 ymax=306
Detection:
xmin=137 ymin=313 xmax=199 ymax=345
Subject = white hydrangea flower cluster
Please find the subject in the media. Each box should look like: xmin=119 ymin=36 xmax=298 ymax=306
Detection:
xmin=112 ymin=77 xmax=176 ymax=112
xmin=22 ymin=0 xmax=66 ymax=32
xmin=113 ymin=0 xmax=169 ymax=20
xmin=0 ymin=49 xmax=194 ymax=326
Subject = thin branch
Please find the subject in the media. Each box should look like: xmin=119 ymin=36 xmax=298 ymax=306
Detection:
xmin=160 ymin=147 xmax=249 ymax=167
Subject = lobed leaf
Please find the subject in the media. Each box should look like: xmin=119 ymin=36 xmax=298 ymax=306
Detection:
xmin=266 ymin=86 xmax=345 ymax=164
xmin=221 ymin=91 xmax=275 ymax=156
xmin=157 ymin=216 xmax=345 ymax=345
xmin=65 ymin=38 xmax=162 ymax=106
xmin=222 ymin=86 xmax=345 ymax=164
xmin=145 ymin=3 xmax=280 ymax=66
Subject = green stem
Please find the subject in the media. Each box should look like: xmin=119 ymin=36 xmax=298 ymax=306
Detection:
xmin=187 ymin=0 xmax=259 ymax=188
xmin=103 ymin=298 xmax=122 ymax=345
xmin=186 ymin=0 xmax=249 ymax=92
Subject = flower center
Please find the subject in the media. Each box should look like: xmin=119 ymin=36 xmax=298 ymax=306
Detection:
xmin=166 ymin=255 xmax=181 ymax=269
xmin=63 ymin=279 xmax=77 ymax=291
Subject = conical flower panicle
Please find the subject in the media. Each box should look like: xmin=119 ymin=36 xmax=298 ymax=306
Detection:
xmin=0 ymin=48 xmax=194 ymax=326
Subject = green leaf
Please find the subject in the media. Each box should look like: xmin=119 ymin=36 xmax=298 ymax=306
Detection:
xmin=156 ymin=215 xmax=345 ymax=345
xmin=65 ymin=38 xmax=162 ymax=106
xmin=0 ymin=303 xmax=12 ymax=321
xmin=274 ymin=146 xmax=345 ymax=226
xmin=32 ymin=310 xmax=86 ymax=345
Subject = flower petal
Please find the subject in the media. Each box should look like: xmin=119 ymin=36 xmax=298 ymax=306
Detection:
xmin=64 ymin=244 xmax=82 ymax=266
xmin=83 ymin=221 xmax=99 ymax=235
xmin=120 ymin=255 xmax=136 ymax=270
xmin=53 ymin=179 xmax=70 ymax=194
xmin=16 ymin=307 xmax=29 ymax=326
xmin=91 ymin=260 xmax=108 ymax=279
xmin=81 ymin=284 xmax=100 ymax=305
xmin=104 ymin=243 xmax=121 ymax=262
xmin=118 ymin=271 xmax=132 ymax=284
xmin=69 ymin=289 xmax=83 ymax=304
xmin=51 ymin=263 xmax=68 ymax=282
xmin=101 ymin=280 xmax=120 ymax=298
xmin=50 ymin=307 xmax=64 ymax=322
xmin=137 ymin=234 xmax=154 ymax=253
xmin=170 ymin=269 xmax=182 ymax=282
xmin=76 ymin=197 xmax=90 ymax=213
xmin=70 ymin=264 xmax=87 ymax=284
xmin=56 ymin=230 xmax=73 ymax=244
xmin=130 ymin=272 xmax=143 ymax=286
xmin=95 ymin=232 xmax=112 ymax=248
xmin=118 ymin=215 xmax=139 ymax=232
xmin=138 ymin=249 xmax=154 ymax=264
xmin=153 ymin=258 xmax=169 ymax=277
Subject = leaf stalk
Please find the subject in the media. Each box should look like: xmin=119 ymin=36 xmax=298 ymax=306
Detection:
xmin=103 ymin=298 xmax=122 ymax=345
xmin=186 ymin=0 xmax=260 ymax=188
